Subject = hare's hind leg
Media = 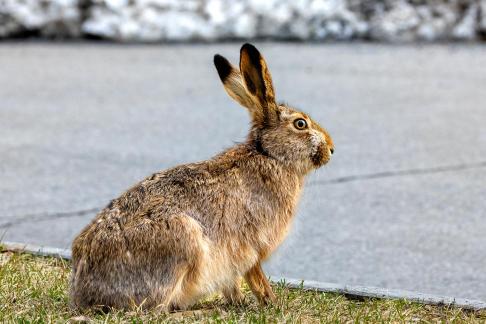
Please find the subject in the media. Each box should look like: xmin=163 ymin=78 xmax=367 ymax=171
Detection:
xmin=155 ymin=214 xmax=210 ymax=311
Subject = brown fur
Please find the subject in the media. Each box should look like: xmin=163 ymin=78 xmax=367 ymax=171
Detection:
xmin=70 ymin=43 xmax=334 ymax=311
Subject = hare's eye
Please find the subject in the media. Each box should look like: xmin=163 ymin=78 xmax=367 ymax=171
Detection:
xmin=293 ymin=118 xmax=307 ymax=130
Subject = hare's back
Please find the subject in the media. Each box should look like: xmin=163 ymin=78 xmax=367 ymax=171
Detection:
xmin=73 ymin=162 xmax=229 ymax=259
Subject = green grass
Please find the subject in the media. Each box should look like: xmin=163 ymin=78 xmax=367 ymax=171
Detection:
xmin=1 ymin=250 xmax=485 ymax=323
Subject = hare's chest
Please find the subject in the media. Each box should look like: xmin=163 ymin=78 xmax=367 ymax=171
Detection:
xmin=257 ymin=215 xmax=294 ymax=260
xmin=255 ymin=191 xmax=300 ymax=260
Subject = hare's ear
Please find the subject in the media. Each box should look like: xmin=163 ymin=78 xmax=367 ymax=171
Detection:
xmin=239 ymin=43 xmax=278 ymax=124
xmin=214 ymin=54 xmax=260 ymax=118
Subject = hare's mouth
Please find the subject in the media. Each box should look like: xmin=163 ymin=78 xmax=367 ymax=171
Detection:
xmin=310 ymin=143 xmax=330 ymax=167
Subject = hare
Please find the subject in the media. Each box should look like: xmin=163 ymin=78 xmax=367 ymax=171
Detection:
xmin=70 ymin=43 xmax=334 ymax=311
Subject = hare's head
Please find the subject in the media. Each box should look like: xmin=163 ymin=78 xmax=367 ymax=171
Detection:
xmin=214 ymin=44 xmax=334 ymax=174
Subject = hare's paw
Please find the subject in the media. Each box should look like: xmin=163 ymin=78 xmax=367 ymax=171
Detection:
xmin=222 ymin=283 xmax=245 ymax=305
xmin=260 ymin=287 xmax=276 ymax=305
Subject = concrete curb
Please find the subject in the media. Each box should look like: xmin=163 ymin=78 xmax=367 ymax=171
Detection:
xmin=2 ymin=241 xmax=486 ymax=311
xmin=280 ymin=278 xmax=486 ymax=311
xmin=2 ymin=241 xmax=72 ymax=260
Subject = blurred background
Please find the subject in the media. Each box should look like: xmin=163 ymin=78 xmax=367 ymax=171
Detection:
xmin=1 ymin=0 xmax=486 ymax=301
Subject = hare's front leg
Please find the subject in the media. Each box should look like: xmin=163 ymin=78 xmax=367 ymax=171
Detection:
xmin=244 ymin=262 xmax=276 ymax=305
xmin=222 ymin=278 xmax=244 ymax=305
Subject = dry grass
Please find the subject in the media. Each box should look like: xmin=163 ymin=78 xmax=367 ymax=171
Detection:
xmin=1 ymin=250 xmax=486 ymax=323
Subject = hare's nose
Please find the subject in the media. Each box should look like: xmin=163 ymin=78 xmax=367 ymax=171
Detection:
xmin=330 ymin=148 xmax=334 ymax=155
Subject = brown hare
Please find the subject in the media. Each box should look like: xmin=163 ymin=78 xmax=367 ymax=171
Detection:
xmin=70 ymin=43 xmax=334 ymax=311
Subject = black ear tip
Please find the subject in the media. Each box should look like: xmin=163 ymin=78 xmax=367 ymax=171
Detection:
xmin=213 ymin=54 xmax=232 ymax=82
xmin=241 ymin=43 xmax=258 ymax=54
xmin=241 ymin=43 xmax=255 ymax=49
xmin=214 ymin=54 xmax=226 ymax=66
xmin=240 ymin=43 xmax=261 ymax=64
xmin=214 ymin=54 xmax=223 ymax=62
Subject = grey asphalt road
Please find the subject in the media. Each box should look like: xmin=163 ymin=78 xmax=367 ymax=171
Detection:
xmin=1 ymin=42 xmax=486 ymax=300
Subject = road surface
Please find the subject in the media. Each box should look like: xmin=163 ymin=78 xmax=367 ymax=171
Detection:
xmin=1 ymin=42 xmax=486 ymax=300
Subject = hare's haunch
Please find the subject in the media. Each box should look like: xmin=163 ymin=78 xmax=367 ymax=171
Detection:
xmin=70 ymin=43 xmax=334 ymax=311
